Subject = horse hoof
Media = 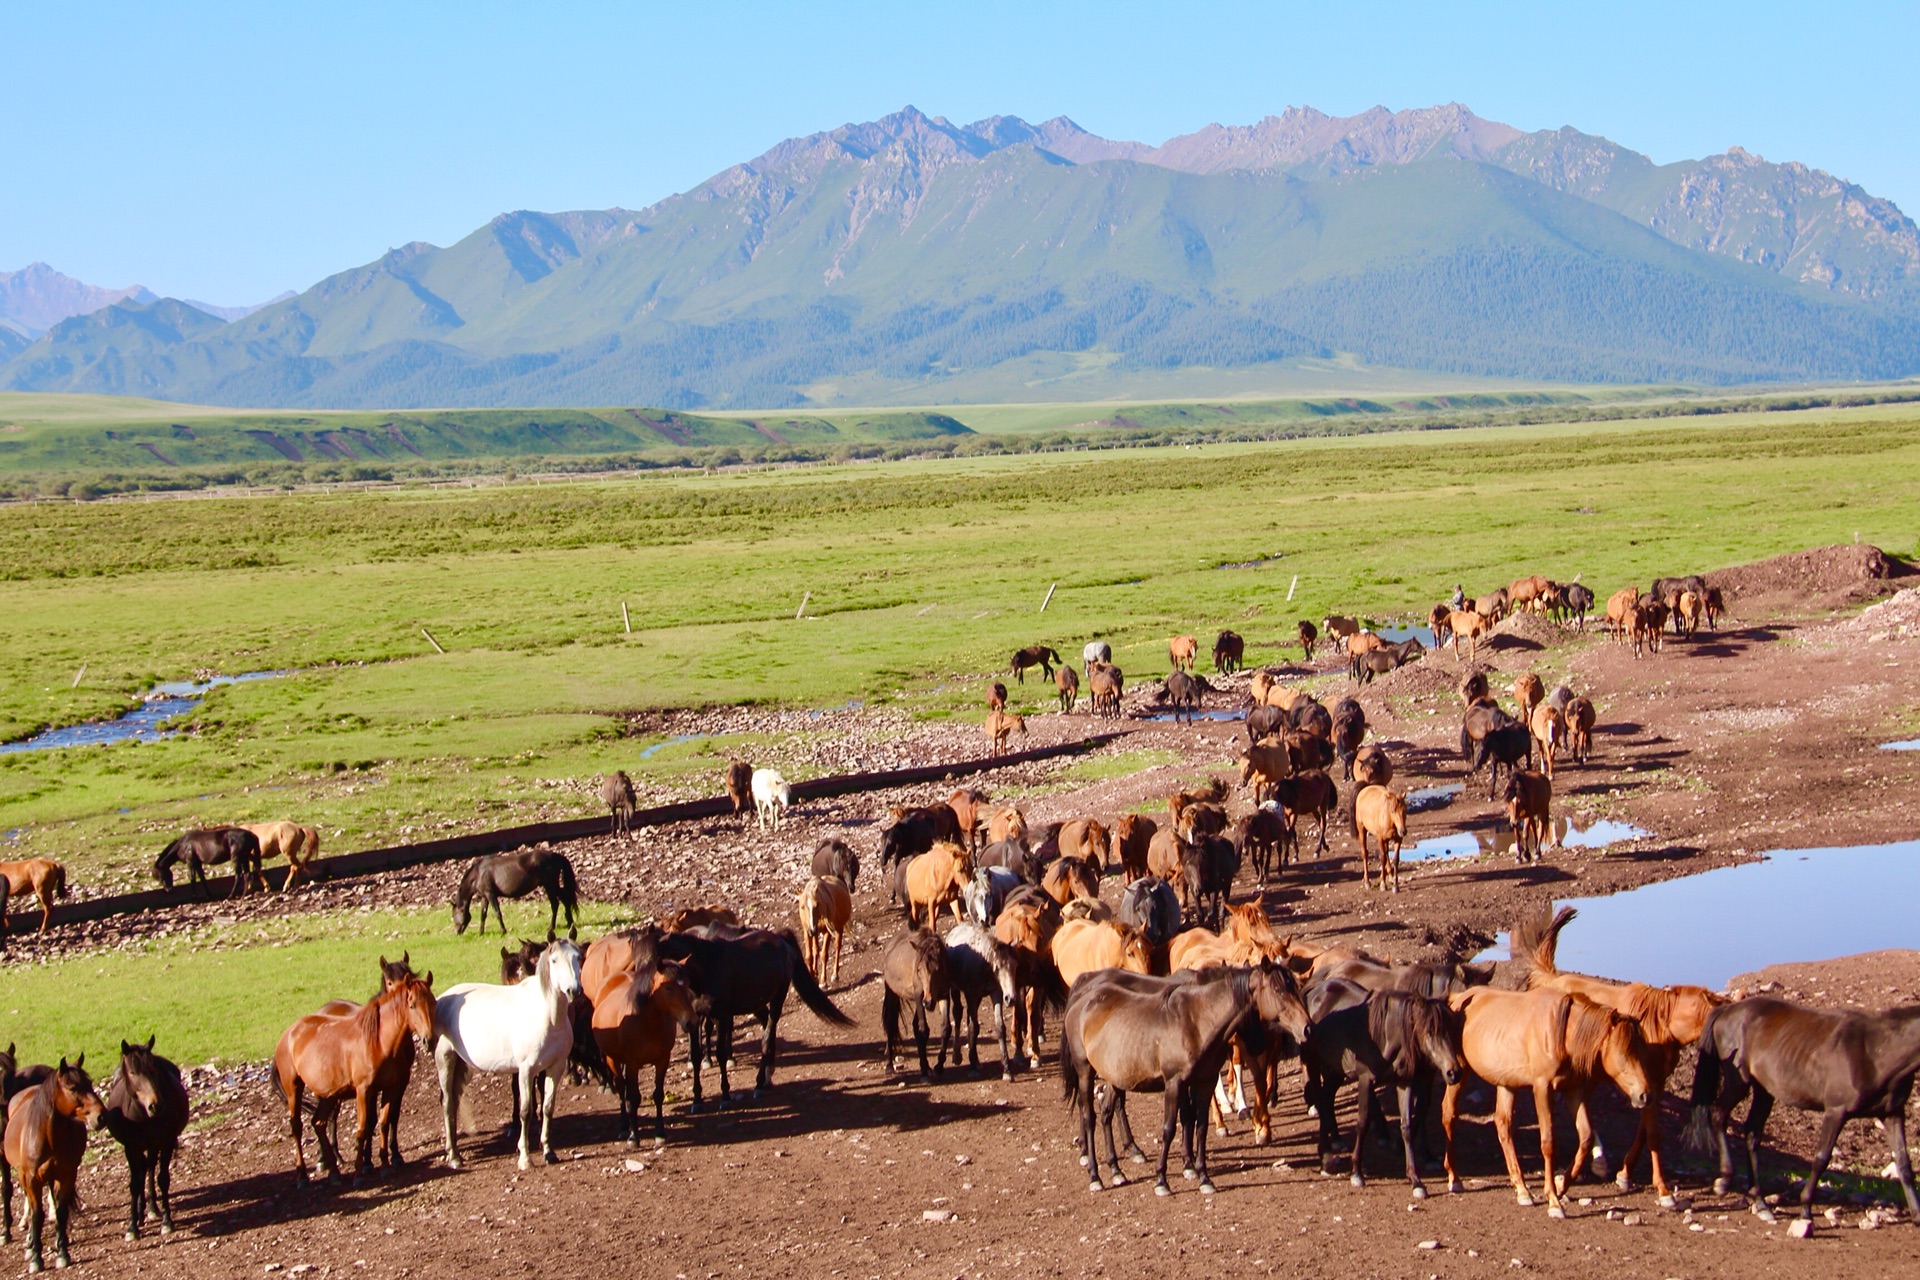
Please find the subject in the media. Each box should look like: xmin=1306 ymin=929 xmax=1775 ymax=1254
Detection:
xmin=160 ymin=1225 xmax=173 ymax=1236
xmin=125 ymin=1232 xmax=138 ymax=1242
xmin=1154 ymin=1183 xmax=1171 ymax=1197
xmin=1616 ymin=1173 xmax=1635 ymax=1192
xmin=1448 ymin=1178 xmax=1463 ymax=1195
xmin=26 ymin=1262 xmax=41 ymax=1275
xmin=1659 ymin=1195 xmax=1679 ymax=1210
xmin=1752 ymin=1205 xmax=1777 ymax=1224
xmin=517 ymin=1158 xmax=531 ymax=1172
xmin=544 ymin=1151 xmax=558 ymax=1165
xmin=1713 ymin=1177 xmax=1730 ymax=1195
xmin=1199 ymin=1180 xmax=1216 ymax=1195
xmin=1078 ymin=1155 xmax=1090 ymax=1168
xmin=1547 ymin=1204 xmax=1566 ymax=1221
xmin=1516 ymin=1192 xmax=1535 ymax=1208
xmin=1184 ymin=1168 xmax=1197 ymax=1180
xmin=1351 ymin=1174 xmax=1365 ymax=1189
xmin=1411 ymin=1184 xmax=1428 ymax=1201
xmin=1109 ymin=1172 xmax=1127 ymax=1187
xmin=1592 ymin=1156 xmax=1612 ymax=1180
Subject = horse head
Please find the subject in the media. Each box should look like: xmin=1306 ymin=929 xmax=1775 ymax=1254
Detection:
xmin=401 ymin=974 xmax=438 ymax=1044
xmin=115 ymin=1036 xmax=163 ymax=1115
xmin=541 ymin=940 xmax=585 ymax=1002
xmin=1407 ymin=996 xmax=1465 ymax=1086
xmin=53 ymin=1056 xmax=105 ymax=1130
xmin=1251 ymin=960 xmax=1312 ymax=1044
xmin=1590 ymin=1008 xmax=1652 ymax=1110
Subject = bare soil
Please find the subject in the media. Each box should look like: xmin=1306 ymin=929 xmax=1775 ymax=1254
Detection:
xmin=27 ymin=553 xmax=1920 ymax=1278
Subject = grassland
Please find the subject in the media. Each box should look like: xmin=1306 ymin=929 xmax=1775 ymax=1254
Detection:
xmin=0 ymin=402 xmax=1916 ymax=897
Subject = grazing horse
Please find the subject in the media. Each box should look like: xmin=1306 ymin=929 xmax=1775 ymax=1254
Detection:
xmin=1088 ymin=662 xmax=1124 ymax=718
xmin=1512 ymin=907 xmax=1725 ymax=1207
xmin=945 ymin=923 xmax=1020 ymax=1079
xmin=724 ymin=760 xmax=755 ymax=824
xmin=100 ymin=1036 xmax=189 ymax=1241
xmin=1351 ymin=785 xmax=1407 ymax=892
xmin=451 ymin=846 xmax=579 ymax=938
xmin=0 ymin=859 xmax=67 ymax=934
xmin=1010 ymin=645 xmax=1061 ymax=683
xmin=1212 ymin=631 xmax=1244 ymax=674
xmin=1168 ymin=634 xmax=1198 ymax=673
xmin=1296 ymin=619 xmax=1318 ymax=661
xmin=274 ymin=962 xmax=437 ymax=1185
xmin=1302 ymin=979 xmax=1465 ymax=1197
xmin=600 ymin=771 xmax=637 ymax=835
xmin=809 ymin=838 xmax=859 ymax=893
xmin=1504 ymin=770 xmax=1552 ymax=862
xmin=592 ymin=963 xmax=696 ymax=1144
xmin=1052 ymin=918 xmax=1154 ymax=986
xmin=984 ymin=709 xmax=1027 ymax=756
xmin=1443 ymin=988 xmax=1653 ymax=1217
xmin=657 ymin=924 xmax=854 ymax=1107
xmin=750 ymin=768 xmax=791 ymax=831
xmin=1063 ymin=963 xmax=1312 ymax=1195
xmin=881 ymin=929 xmax=955 ymax=1078
xmin=153 ymin=828 xmax=261 ymax=898
xmin=796 ymin=874 xmax=852 ymax=985
xmin=1055 ymin=664 xmax=1080 ymax=712
xmin=1686 ymin=997 xmax=1920 ymax=1228
xmin=238 ymin=821 xmax=322 ymax=893
xmin=904 ymin=843 xmax=973 ymax=928
xmin=2 ymin=1057 xmax=103 ymax=1271
xmin=434 ymin=940 xmax=584 ymax=1169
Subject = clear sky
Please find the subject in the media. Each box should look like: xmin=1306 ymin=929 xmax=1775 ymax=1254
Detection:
xmin=4 ymin=0 xmax=1916 ymax=305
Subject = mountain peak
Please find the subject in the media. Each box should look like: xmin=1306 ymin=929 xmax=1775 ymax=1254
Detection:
xmin=0 ymin=262 xmax=156 ymax=337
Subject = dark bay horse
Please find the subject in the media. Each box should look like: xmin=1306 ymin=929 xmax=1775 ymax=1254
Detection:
xmin=600 ymin=770 xmax=637 ymax=834
xmin=2 ymin=1057 xmax=103 ymax=1270
xmin=154 ymin=827 xmax=262 ymax=897
xmin=101 ymin=1036 xmax=189 ymax=1240
xmin=1687 ymin=997 xmax=1920 ymax=1228
xmin=881 ymin=928 xmax=955 ymax=1079
xmin=452 ymin=846 xmax=579 ymax=937
xmin=1009 ymin=645 xmax=1061 ymax=683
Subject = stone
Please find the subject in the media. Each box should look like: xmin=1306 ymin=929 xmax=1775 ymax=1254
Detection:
xmin=1787 ymin=1219 xmax=1814 ymax=1239
xmin=922 ymin=1209 xmax=956 ymax=1223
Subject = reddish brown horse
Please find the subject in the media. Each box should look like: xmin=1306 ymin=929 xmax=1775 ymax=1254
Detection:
xmin=274 ymin=960 xmax=437 ymax=1184
xmin=2 ymin=1057 xmax=103 ymax=1271
xmin=0 ymin=858 xmax=66 ymax=935
xmin=593 ymin=963 xmax=697 ymax=1143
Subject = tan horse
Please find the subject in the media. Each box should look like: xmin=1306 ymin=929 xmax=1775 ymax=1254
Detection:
xmin=1040 ymin=856 xmax=1100 ymax=907
xmin=904 ymin=843 xmax=972 ymax=929
xmin=1443 ymin=987 xmax=1653 ymax=1217
xmin=1052 ymin=918 xmax=1153 ymax=986
xmin=1447 ymin=610 xmax=1490 ymax=661
xmin=0 ymin=859 xmax=67 ymax=934
xmin=1168 ymin=634 xmax=1198 ymax=673
xmin=1565 ymin=696 xmax=1595 ymax=765
xmin=1512 ymin=907 xmax=1727 ymax=1207
xmin=1250 ymin=671 xmax=1308 ymax=710
xmin=984 ymin=709 xmax=1027 ymax=756
xmin=986 ymin=806 xmax=1027 ymax=847
xmin=993 ymin=897 xmax=1058 ymax=1067
xmin=1511 ymin=674 xmax=1544 ymax=728
xmin=1056 ymin=817 xmax=1109 ymax=864
xmin=1351 ymin=785 xmax=1408 ymax=892
xmin=241 ymin=821 xmax=321 ymax=892
xmin=1528 ymin=703 xmax=1563 ymax=779
xmin=797 ymin=875 xmax=852 ymax=984
xmin=1605 ymin=587 xmax=1640 ymax=641
xmin=659 ymin=903 xmax=737 ymax=934
xmin=1168 ymin=903 xmax=1287 ymax=972
xmin=592 ymin=964 xmax=696 ymax=1144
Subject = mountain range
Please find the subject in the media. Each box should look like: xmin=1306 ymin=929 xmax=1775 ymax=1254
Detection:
xmin=6 ymin=103 xmax=1919 ymax=409
xmin=0 ymin=262 xmax=290 ymax=345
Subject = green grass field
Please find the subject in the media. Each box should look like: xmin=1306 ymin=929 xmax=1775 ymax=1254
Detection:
xmin=2 ymin=401 xmax=1916 ymax=898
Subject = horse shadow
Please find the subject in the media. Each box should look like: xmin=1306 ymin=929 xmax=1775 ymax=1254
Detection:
xmin=1486 ymin=635 xmax=1544 ymax=653
xmin=1610 ymin=843 xmax=1704 ymax=864
xmin=163 ymin=1161 xmax=438 ymax=1238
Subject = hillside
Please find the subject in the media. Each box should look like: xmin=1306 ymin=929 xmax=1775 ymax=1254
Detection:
xmin=6 ymin=105 xmax=1920 ymax=408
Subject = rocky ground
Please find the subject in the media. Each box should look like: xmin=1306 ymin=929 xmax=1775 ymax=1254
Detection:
xmin=15 ymin=553 xmax=1920 ymax=1278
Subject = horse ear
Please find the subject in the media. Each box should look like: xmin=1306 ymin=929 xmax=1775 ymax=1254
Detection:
xmin=401 ymin=950 xmax=410 ymax=968
xmin=73 ymin=1053 xmax=83 ymax=1069
xmin=146 ymin=1034 xmax=156 ymax=1051
xmin=122 ymin=1040 xmax=132 ymax=1054
xmin=59 ymin=1056 xmax=68 ymax=1070
xmin=424 ymin=971 xmax=433 ymax=986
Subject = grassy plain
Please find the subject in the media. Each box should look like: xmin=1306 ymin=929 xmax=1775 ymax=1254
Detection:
xmin=0 ymin=403 xmax=1916 ymax=897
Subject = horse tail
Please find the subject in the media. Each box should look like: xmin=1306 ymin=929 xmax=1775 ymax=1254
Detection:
xmin=1059 ymin=1025 xmax=1082 ymax=1108
xmin=1683 ymin=1007 xmax=1729 ymax=1151
xmin=47 ymin=863 xmax=66 ymax=901
xmin=1510 ymin=905 xmax=1575 ymax=988
xmin=568 ymin=1002 xmax=616 ymax=1091
xmin=780 ymin=930 xmax=854 ymax=1026
xmin=556 ymin=855 xmax=579 ymax=912
xmin=1458 ymin=719 xmax=1473 ymax=762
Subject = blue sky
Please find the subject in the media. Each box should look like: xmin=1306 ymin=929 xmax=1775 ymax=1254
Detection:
xmin=4 ymin=0 xmax=1916 ymax=304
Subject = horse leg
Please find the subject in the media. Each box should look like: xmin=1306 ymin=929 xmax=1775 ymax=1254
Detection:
xmin=539 ymin=1070 xmax=559 ymax=1165
xmin=1097 ymin=1081 xmax=1127 ymax=1187
xmin=1192 ymin=1084 xmax=1218 ymax=1195
xmin=758 ymin=1006 xmax=780 ymax=1094
xmin=2 ymin=1159 xmax=12 ymax=1242
xmin=1154 ymin=1087 xmax=1180 ymax=1196
xmin=912 ymin=999 xmax=931 ymax=1080
xmin=1395 ymin=1083 xmax=1428 ymax=1199
xmin=1740 ymin=1087 xmax=1775 ymax=1207
xmin=1559 ymin=1084 xmax=1593 ymax=1194
xmin=1442 ymin=1080 xmax=1465 ymax=1194
xmin=1350 ymin=1074 xmax=1376 ymax=1188
xmin=125 ymin=1148 xmax=146 ymax=1239
xmin=1794 ymin=1109 xmax=1848 ymax=1224
xmin=352 ymin=1086 xmax=377 ymax=1182
xmin=158 ymin=1142 xmax=177 ymax=1231
xmin=1491 ymin=1086 xmax=1533 ymax=1207
xmin=23 ymin=1183 xmax=43 ymax=1274
xmin=1535 ymin=1081 xmax=1566 ymax=1218
xmin=1887 ymin=1111 xmax=1920 ymax=1219
xmin=52 ymin=1181 xmax=73 ymax=1269
xmin=436 ymin=1046 xmax=468 ymax=1170
xmin=652 ymin=1061 xmax=670 ymax=1141
xmin=685 ymin=1019 xmax=706 ymax=1112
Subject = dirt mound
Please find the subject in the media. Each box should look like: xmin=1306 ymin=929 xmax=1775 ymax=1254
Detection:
xmin=1707 ymin=543 xmax=1910 ymax=612
xmin=1358 ymin=654 xmax=1460 ymax=700
xmin=1489 ymin=608 xmax=1565 ymax=649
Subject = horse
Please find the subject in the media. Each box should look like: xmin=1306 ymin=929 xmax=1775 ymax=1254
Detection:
xmin=1083 ymin=640 xmax=1112 ymax=666
xmin=1529 ymin=703 xmax=1563 ymax=779
xmin=1442 ymin=987 xmax=1653 ymax=1217
xmin=1686 ymin=997 xmax=1920 ymax=1228
xmin=1063 ymin=962 xmax=1311 ymax=1194
xmin=1054 ymin=664 xmax=1080 ymax=712
xmin=1471 ymin=722 xmax=1533 ymax=801
xmin=1459 ymin=669 xmax=1489 ymax=707
xmin=1562 ymin=583 xmax=1595 ymax=629
xmin=1117 ymin=877 xmax=1181 ymax=949
xmin=1301 ymin=978 xmax=1465 ymax=1197
xmin=659 ymin=903 xmax=736 ymax=933
xmin=985 ymin=805 xmax=1028 ymax=848
xmin=947 ymin=788 xmax=991 ymax=852
xmin=810 ymin=838 xmax=859 ymax=893
xmin=0 ymin=859 xmax=67 ymax=934
xmin=500 ymin=937 xmax=546 ymax=983
xmin=1168 ymin=634 xmax=1198 ymax=673
xmin=1108 ymin=815 xmax=1156 ymax=880
xmin=1330 ymin=701 xmax=1366 ymax=780
xmin=1505 ymin=770 xmax=1552 ymax=863
xmin=1052 ymin=918 xmax=1154 ymax=987
xmin=1565 ymin=696 xmax=1595 ymax=764
xmin=592 ymin=962 xmax=697 ymax=1144
xmin=1040 ymin=855 xmax=1100 ymax=908
xmin=751 ymin=768 xmax=791 ymax=831
xmin=1 ymin=1057 xmax=102 ymax=1271
xmin=1010 ymin=645 xmax=1061 ymax=683
xmin=1511 ymin=906 xmax=1725 ymax=1207
xmin=1274 ymin=770 xmax=1336 ymax=857
xmin=236 ymin=821 xmax=321 ymax=893
xmin=987 ymin=681 xmax=1007 ymax=712
xmin=307 ymin=955 xmax=431 ymax=1169
xmin=1162 ymin=671 xmax=1205 ymax=722
xmin=153 ymin=828 xmax=260 ymax=898
xmin=434 ymin=940 xmax=583 ymax=1169
xmin=1351 ymin=785 xmax=1408 ymax=892
xmin=1605 ymin=586 xmax=1640 ymax=642
xmin=600 ymin=772 xmax=637 ymax=835
xmin=984 ymin=709 xmax=1027 ymax=756
xmin=797 ymin=874 xmax=852 ymax=985
xmin=1088 ymin=661 xmax=1124 ymax=718
xmin=1447 ymin=610 xmax=1490 ymax=660
xmin=1512 ymin=674 xmax=1544 ymax=728
xmin=962 ymin=864 xmax=1021 ymax=926
xmin=100 ymin=1036 xmax=189 ymax=1240
xmin=1296 ymin=619 xmax=1318 ymax=661
xmin=1212 ymin=631 xmax=1244 ymax=674
xmin=881 ymin=929 xmax=955 ymax=1078
xmin=880 ymin=806 xmax=964 ymax=895
xmin=1235 ymin=807 xmax=1290 ymax=883
xmin=904 ymin=843 xmax=972 ymax=928
xmin=1180 ymin=837 xmax=1238 ymax=930
xmin=1352 ymin=742 xmax=1392 ymax=788
xmin=945 ymin=922 xmax=1020 ymax=1079
xmin=274 ymin=961 xmax=437 ymax=1185
xmin=723 ymin=759 xmax=754 ymax=824
xmin=1676 ymin=590 xmax=1705 ymax=638
xmin=451 ymin=846 xmax=578 ymax=937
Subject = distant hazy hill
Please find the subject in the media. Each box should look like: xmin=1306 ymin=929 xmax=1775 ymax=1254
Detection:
xmin=6 ymin=104 xmax=1919 ymax=408
xmin=0 ymin=262 xmax=156 ymax=337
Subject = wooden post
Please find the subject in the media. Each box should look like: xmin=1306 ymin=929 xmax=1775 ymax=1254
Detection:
xmin=420 ymin=627 xmax=446 ymax=654
xmin=795 ymin=592 xmax=810 ymax=620
xmin=1286 ymin=574 xmax=1299 ymax=602
xmin=71 ymin=663 xmax=86 ymax=688
xmin=621 ymin=602 xmax=631 ymax=633
xmin=1040 ymin=582 xmax=1057 ymax=612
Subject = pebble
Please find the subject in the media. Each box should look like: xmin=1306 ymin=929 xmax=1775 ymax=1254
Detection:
xmin=623 ymin=1159 xmax=646 ymax=1173
xmin=922 ymin=1209 xmax=956 ymax=1223
xmin=1416 ymin=1240 xmax=1440 ymax=1250
xmin=1787 ymin=1219 xmax=1814 ymax=1239
xmin=1621 ymin=1212 xmax=1643 ymax=1227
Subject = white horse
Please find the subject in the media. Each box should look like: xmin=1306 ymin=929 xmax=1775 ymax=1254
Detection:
xmin=751 ymin=768 xmax=791 ymax=831
xmin=433 ymin=939 xmax=583 ymax=1170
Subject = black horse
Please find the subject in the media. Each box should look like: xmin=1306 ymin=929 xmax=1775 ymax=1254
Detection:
xmin=100 ymin=1036 xmax=190 ymax=1240
xmin=153 ymin=827 xmax=262 ymax=898
xmin=451 ymin=846 xmax=579 ymax=937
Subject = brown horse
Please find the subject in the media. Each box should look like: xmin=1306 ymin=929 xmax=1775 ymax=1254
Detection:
xmin=2 ymin=1057 xmax=102 ymax=1271
xmin=1056 ymin=818 xmax=1109 ymax=864
xmin=987 ymin=681 xmax=1008 ymax=712
xmin=1055 ymin=664 xmax=1079 ymax=712
xmin=1052 ymin=918 xmax=1153 ymax=986
xmin=946 ymin=788 xmax=991 ymax=852
xmin=1505 ymin=770 xmax=1552 ymax=863
xmin=904 ymin=843 xmax=972 ymax=928
xmin=986 ymin=805 xmax=1028 ymax=848
xmin=1351 ymin=785 xmax=1407 ymax=892
xmin=1010 ymin=645 xmax=1061 ymax=683
xmin=881 ymin=928 xmax=955 ymax=1078
xmin=797 ymin=874 xmax=852 ymax=985
xmin=274 ymin=961 xmax=438 ymax=1184
xmin=984 ymin=710 xmax=1026 ymax=756
xmin=1565 ymin=696 xmax=1595 ymax=765
xmin=1443 ymin=987 xmax=1653 ymax=1217
xmin=1110 ymin=814 xmax=1156 ymax=879
xmin=593 ymin=964 xmax=697 ymax=1143
xmin=1297 ymin=620 xmax=1318 ymax=661
xmin=1687 ymin=997 xmax=1920 ymax=1228
xmin=1235 ymin=808 xmax=1290 ymax=882
xmin=1274 ymin=770 xmax=1336 ymax=857
xmin=659 ymin=903 xmax=737 ymax=934
xmin=1041 ymin=855 xmax=1100 ymax=907
xmin=723 ymin=760 xmax=754 ymax=825
xmin=1512 ymin=907 xmax=1726 ymax=1207
xmin=1088 ymin=662 xmax=1124 ymax=717
xmin=1512 ymin=674 xmax=1544 ymax=728
xmin=239 ymin=820 xmax=322 ymax=892
xmin=0 ymin=859 xmax=66 ymax=935
xmin=1529 ymin=703 xmax=1563 ymax=779
xmin=1212 ymin=631 xmax=1244 ymax=674
xmin=1352 ymin=742 xmax=1392 ymax=788
xmin=599 ymin=772 xmax=637 ymax=835
xmin=993 ymin=894 xmax=1060 ymax=1068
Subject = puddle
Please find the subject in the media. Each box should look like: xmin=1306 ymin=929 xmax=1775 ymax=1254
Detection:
xmin=1406 ymin=783 xmax=1463 ymax=812
xmin=639 ymin=733 xmax=708 ymax=760
xmin=1146 ymin=709 xmax=1248 ymax=723
xmin=1880 ymin=738 xmax=1920 ymax=751
xmin=1473 ymin=838 xmax=1920 ymax=988
xmin=809 ymin=699 xmax=866 ymax=719
xmin=0 ymin=671 xmax=292 ymax=754
xmin=1401 ymin=832 xmax=1482 ymax=862
xmin=1560 ymin=819 xmax=1649 ymax=849
xmin=1375 ymin=625 xmax=1436 ymax=647
xmin=1400 ymin=817 xmax=1648 ymax=864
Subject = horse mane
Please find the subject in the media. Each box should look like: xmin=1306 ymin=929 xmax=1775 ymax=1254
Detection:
xmin=1562 ymin=996 xmax=1634 ymax=1068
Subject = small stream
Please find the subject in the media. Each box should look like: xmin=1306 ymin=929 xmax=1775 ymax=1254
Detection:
xmin=0 ymin=672 xmax=292 ymax=755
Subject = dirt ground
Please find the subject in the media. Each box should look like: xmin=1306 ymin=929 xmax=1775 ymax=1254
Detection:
xmin=25 ymin=551 xmax=1920 ymax=1278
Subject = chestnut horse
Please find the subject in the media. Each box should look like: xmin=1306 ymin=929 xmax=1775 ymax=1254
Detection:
xmin=2 ymin=1057 xmax=103 ymax=1271
xmin=592 ymin=963 xmax=697 ymax=1143
xmin=0 ymin=859 xmax=67 ymax=934
xmin=1052 ymin=917 xmax=1153 ymax=986
xmin=797 ymin=874 xmax=852 ymax=984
